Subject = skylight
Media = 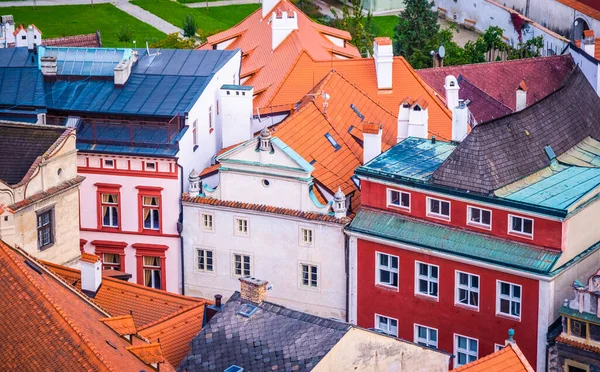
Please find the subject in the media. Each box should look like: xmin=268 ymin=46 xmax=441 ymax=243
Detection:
xmin=350 ymin=104 xmax=365 ymax=122
xmin=224 ymin=365 xmax=244 ymax=372
xmin=237 ymin=303 xmax=258 ymax=318
xmin=324 ymin=133 xmax=341 ymax=151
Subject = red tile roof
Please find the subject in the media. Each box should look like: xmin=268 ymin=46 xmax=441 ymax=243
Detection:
xmin=0 ymin=241 xmax=171 ymax=371
xmin=126 ymin=343 xmax=166 ymax=364
xmin=198 ymin=0 xmax=361 ymax=110
xmin=556 ymin=0 xmax=600 ymax=20
xmin=418 ymin=55 xmax=575 ymax=115
xmin=80 ymin=252 xmax=99 ymax=263
xmin=453 ymin=343 xmax=534 ymax=371
xmin=556 ymin=335 xmax=600 ymax=354
xmin=43 ymin=32 xmax=102 ymax=48
xmin=266 ymin=52 xmax=453 ymax=140
xmin=7 ymin=175 xmax=85 ymax=212
xmin=183 ymin=193 xmax=349 ymax=223
xmin=100 ymin=315 xmax=137 ymax=336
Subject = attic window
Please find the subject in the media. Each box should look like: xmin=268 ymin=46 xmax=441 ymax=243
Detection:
xmin=350 ymin=104 xmax=365 ymax=122
xmin=351 ymin=176 xmax=360 ymax=189
xmin=224 ymin=366 xmax=244 ymax=372
xmin=413 ymin=105 xmax=422 ymax=111
xmin=324 ymin=133 xmax=341 ymax=151
xmin=104 ymin=159 xmax=114 ymax=168
xmin=237 ymin=303 xmax=258 ymax=318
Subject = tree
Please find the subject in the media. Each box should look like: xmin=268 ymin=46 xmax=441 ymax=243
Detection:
xmin=150 ymin=33 xmax=197 ymax=49
xmin=328 ymin=0 xmax=375 ymax=57
xmin=509 ymin=35 xmax=543 ymax=59
xmin=183 ymin=15 xmax=198 ymax=38
xmin=117 ymin=25 xmax=134 ymax=46
xmin=393 ymin=0 xmax=439 ymax=68
xmin=291 ymin=0 xmax=322 ymax=20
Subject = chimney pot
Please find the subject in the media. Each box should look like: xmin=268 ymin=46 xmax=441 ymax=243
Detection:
xmin=374 ymin=37 xmax=393 ymax=90
xmin=444 ymin=75 xmax=460 ymax=110
xmin=363 ymin=124 xmax=382 ymax=164
xmin=271 ymin=11 xmax=298 ymax=50
xmin=80 ymin=253 xmax=102 ymax=294
xmin=215 ymin=294 xmax=223 ymax=307
xmin=239 ymin=276 xmax=269 ymax=304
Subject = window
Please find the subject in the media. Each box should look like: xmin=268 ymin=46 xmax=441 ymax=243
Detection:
xmin=233 ymin=254 xmax=251 ymax=276
xmin=415 ymin=262 xmax=439 ymax=298
xmin=565 ymin=360 xmax=590 ymax=372
xmin=142 ymin=196 xmax=160 ymax=230
xmin=21 ymin=35 xmax=26 ymax=40
xmin=208 ymin=106 xmax=213 ymax=129
xmin=509 ymin=215 xmax=533 ymax=237
xmin=495 ymin=344 xmax=505 ymax=352
xmin=497 ymin=281 xmax=521 ymax=319
xmin=415 ymin=325 xmax=438 ymax=348
xmin=234 ymin=217 xmax=249 ymax=236
xmin=300 ymin=228 xmax=313 ymax=245
xmin=456 ymin=271 xmax=479 ymax=309
xmin=101 ymin=193 xmax=119 ymax=228
xmin=570 ymin=319 xmax=587 ymax=339
xmin=455 ymin=335 xmax=478 ymax=367
xmin=324 ymin=133 xmax=341 ymax=151
xmin=375 ymin=314 xmax=398 ymax=337
xmin=192 ymin=119 xmax=198 ymax=146
xmin=590 ymin=323 xmax=600 ymax=342
xmin=202 ymin=213 xmax=214 ymax=231
xmin=467 ymin=206 xmax=491 ymax=229
xmin=376 ymin=252 xmax=399 ymax=289
xmin=37 ymin=208 xmax=54 ymax=250
xmin=102 ymin=253 xmax=121 ymax=271
xmin=388 ymin=189 xmax=410 ymax=210
xmin=143 ymin=256 xmax=162 ymax=289
xmin=197 ymin=249 xmax=214 ymax=272
xmin=104 ymin=159 xmax=114 ymax=168
xmin=145 ymin=162 xmax=156 ymax=171
xmin=427 ymin=197 xmax=450 ymax=220
xmin=300 ymin=264 xmax=318 ymax=288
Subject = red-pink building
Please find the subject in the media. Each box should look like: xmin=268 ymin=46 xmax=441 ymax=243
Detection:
xmin=346 ymin=69 xmax=600 ymax=371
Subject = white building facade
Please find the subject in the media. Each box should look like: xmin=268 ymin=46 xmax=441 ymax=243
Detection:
xmin=182 ymin=129 xmax=350 ymax=319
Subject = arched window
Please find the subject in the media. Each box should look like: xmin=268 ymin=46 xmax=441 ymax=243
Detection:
xmin=574 ymin=17 xmax=590 ymax=40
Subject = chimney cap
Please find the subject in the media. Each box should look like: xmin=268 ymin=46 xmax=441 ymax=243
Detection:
xmin=374 ymin=37 xmax=392 ymax=46
xmin=81 ymin=252 xmax=100 ymax=263
xmin=239 ymin=276 xmax=268 ymax=287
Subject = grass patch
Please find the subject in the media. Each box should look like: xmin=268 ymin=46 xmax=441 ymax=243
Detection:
xmin=371 ymin=15 xmax=398 ymax=38
xmin=177 ymin=0 xmax=222 ymax=3
xmin=1 ymin=4 xmax=165 ymax=47
xmin=131 ymin=0 xmax=259 ymax=36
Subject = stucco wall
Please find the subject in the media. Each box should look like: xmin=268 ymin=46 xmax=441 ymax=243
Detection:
xmin=562 ymin=196 xmax=600 ymax=266
xmin=314 ymin=328 xmax=450 ymax=372
xmin=568 ymin=46 xmax=600 ymax=96
xmin=182 ymin=204 xmax=347 ymax=319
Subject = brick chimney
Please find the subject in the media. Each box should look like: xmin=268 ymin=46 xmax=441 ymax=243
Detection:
xmin=583 ymin=30 xmax=596 ymax=58
xmin=373 ymin=37 xmax=393 ymax=90
xmin=81 ymin=252 xmax=102 ymax=295
xmin=271 ymin=11 xmax=298 ymax=50
xmin=239 ymin=276 xmax=269 ymax=304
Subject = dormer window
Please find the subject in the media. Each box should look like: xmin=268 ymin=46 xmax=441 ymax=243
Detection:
xmin=413 ymin=105 xmax=422 ymax=111
xmin=508 ymin=215 xmax=533 ymax=237
xmin=427 ymin=197 xmax=450 ymax=220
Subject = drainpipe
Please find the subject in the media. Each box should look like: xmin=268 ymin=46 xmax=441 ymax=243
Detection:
xmin=177 ymin=162 xmax=185 ymax=295
xmin=344 ymin=232 xmax=350 ymax=323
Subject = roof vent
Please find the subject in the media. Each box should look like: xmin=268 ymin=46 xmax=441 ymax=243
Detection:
xmin=25 ymin=260 xmax=43 ymax=275
xmin=237 ymin=303 xmax=258 ymax=318
xmin=544 ymin=145 xmax=556 ymax=161
xmin=224 ymin=365 xmax=244 ymax=372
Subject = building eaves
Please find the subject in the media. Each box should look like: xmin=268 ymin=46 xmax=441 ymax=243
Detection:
xmin=7 ymin=175 xmax=85 ymax=212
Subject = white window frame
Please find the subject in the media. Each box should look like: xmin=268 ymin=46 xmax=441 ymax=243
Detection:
xmin=508 ymin=214 xmax=534 ymax=238
xmin=494 ymin=344 xmax=505 ymax=352
xmin=455 ymin=271 xmax=480 ymax=311
xmin=103 ymin=159 xmax=115 ymax=168
xmin=414 ymin=324 xmax=438 ymax=348
xmin=454 ymin=334 xmax=478 ymax=368
xmin=426 ymin=197 xmax=451 ymax=220
xmin=231 ymin=252 xmax=252 ymax=277
xmin=387 ymin=188 xmax=411 ymax=211
xmin=375 ymin=252 xmax=399 ymax=290
xmin=233 ymin=216 xmax=249 ymax=237
xmin=496 ymin=280 xmax=522 ymax=320
xmin=196 ymin=248 xmax=215 ymax=273
xmin=299 ymin=227 xmax=314 ymax=247
xmin=565 ymin=359 xmax=591 ymax=372
xmin=201 ymin=212 xmax=214 ymax=233
xmin=299 ymin=262 xmax=319 ymax=289
xmin=145 ymin=161 xmax=157 ymax=171
xmin=374 ymin=314 xmax=398 ymax=337
xmin=466 ymin=205 xmax=492 ymax=230
xmin=415 ymin=261 xmax=439 ymax=300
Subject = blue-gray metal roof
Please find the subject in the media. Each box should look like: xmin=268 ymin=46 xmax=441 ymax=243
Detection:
xmin=41 ymin=47 xmax=129 ymax=76
xmin=356 ymin=137 xmax=457 ymax=183
xmin=346 ymin=208 xmax=561 ymax=274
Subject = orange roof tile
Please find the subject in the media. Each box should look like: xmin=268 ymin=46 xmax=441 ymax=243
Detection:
xmin=556 ymin=335 xmax=600 ymax=354
xmin=0 ymin=241 xmax=169 ymax=371
xmin=374 ymin=37 xmax=392 ymax=45
xmin=100 ymin=315 xmax=137 ymax=336
xmin=198 ymin=0 xmax=360 ymax=110
xmin=8 ymin=175 xmax=85 ymax=211
xmin=267 ymin=52 xmax=452 ymax=140
xmin=362 ymin=122 xmax=381 ymax=134
xmin=453 ymin=343 xmax=534 ymax=372
xmin=80 ymin=252 xmax=99 ymax=263
xmin=517 ymin=80 xmax=528 ymax=92
xmin=584 ymin=29 xmax=595 ymax=38
xmin=126 ymin=343 xmax=166 ymax=364
xmin=575 ymin=37 xmax=600 ymax=60
xmin=556 ymin=0 xmax=600 ymax=21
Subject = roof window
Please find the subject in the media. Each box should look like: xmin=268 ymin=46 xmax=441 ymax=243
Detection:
xmin=237 ymin=303 xmax=258 ymax=318
xmin=224 ymin=366 xmax=244 ymax=372
xmin=324 ymin=133 xmax=341 ymax=151
xmin=350 ymin=104 xmax=365 ymax=122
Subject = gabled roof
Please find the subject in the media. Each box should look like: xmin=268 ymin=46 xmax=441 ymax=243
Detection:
xmin=198 ymin=0 xmax=361 ymax=110
xmin=0 ymin=122 xmax=72 ymax=186
xmin=0 ymin=240 xmax=174 ymax=371
xmin=431 ymin=67 xmax=600 ymax=195
xmin=43 ymin=32 xmax=102 ymax=48
xmin=455 ymin=76 xmax=512 ymax=123
xmin=267 ymin=52 xmax=453 ymax=139
xmin=454 ymin=343 xmax=534 ymax=372
xmin=417 ymin=55 xmax=574 ymax=119
xmin=179 ymin=291 xmax=351 ymax=371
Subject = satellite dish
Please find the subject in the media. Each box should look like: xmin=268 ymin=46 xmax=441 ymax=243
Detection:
xmin=438 ymin=45 xmax=446 ymax=59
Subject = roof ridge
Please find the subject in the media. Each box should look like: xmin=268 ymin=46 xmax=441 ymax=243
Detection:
xmin=102 ymin=275 xmax=204 ymax=303
xmin=418 ymin=54 xmax=570 ymax=73
xmin=459 ymin=75 xmax=513 ymax=112
xmin=137 ymin=301 xmax=205 ymax=332
xmin=0 ymin=242 xmax=116 ymax=371
xmin=264 ymin=50 xmax=313 ymax=108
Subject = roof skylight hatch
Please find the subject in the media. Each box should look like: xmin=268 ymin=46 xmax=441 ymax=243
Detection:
xmin=224 ymin=365 xmax=244 ymax=372
xmin=350 ymin=104 xmax=365 ymax=122
xmin=324 ymin=133 xmax=342 ymax=151
xmin=237 ymin=303 xmax=258 ymax=318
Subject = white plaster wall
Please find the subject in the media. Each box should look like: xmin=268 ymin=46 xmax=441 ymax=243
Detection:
xmin=182 ymin=204 xmax=347 ymax=319
xmin=252 ymin=113 xmax=288 ymax=134
xmin=562 ymin=197 xmax=600 ymax=266
xmin=568 ymin=46 xmax=600 ymax=95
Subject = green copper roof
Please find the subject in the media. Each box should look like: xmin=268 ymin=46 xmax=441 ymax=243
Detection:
xmin=560 ymin=305 xmax=600 ymax=324
xmin=346 ymin=208 xmax=562 ymax=274
xmin=356 ymin=137 xmax=457 ymax=183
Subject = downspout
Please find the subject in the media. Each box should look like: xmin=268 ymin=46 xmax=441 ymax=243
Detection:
xmin=177 ymin=162 xmax=185 ymax=295
xmin=344 ymin=231 xmax=350 ymax=323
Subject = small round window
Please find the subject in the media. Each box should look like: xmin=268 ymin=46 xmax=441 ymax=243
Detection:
xmin=262 ymin=179 xmax=270 ymax=187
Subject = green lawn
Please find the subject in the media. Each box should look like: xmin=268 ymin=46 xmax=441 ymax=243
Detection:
xmin=131 ymin=0 xmax=259 ymax=36
xmin=1 ymin=4 xmax=165 ymax=47
xmin=371 ymin=15 xmax=398 ymax=38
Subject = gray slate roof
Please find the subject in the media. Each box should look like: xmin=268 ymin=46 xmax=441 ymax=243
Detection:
xmin=431 ymin=67 xmax=600 ymax=195
xmin=178 ymin=292 xmax=350 ymax=372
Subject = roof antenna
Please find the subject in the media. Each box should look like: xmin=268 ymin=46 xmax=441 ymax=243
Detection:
xmin=146 ymin=41 xmax=161 ymax=57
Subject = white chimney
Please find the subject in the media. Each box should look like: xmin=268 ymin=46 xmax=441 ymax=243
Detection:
xmin=271 ymin=11 xmax=298 ymax=50
xmin=397 ymin=101 xmax=410 ymax=142
xmin=219 ymin=84 xmax=253 ymax=148
xmin=114 ymin=58 xmax=132 ymax=86
xmin=583 ymin=30 xmax=596 ymax=58
xmin=516 ymin=81 xmax=527 ymax=112
xmin=452 ymin=100 xmax=469 ymax=142
xmin=333 ymin=187 xmax=347 ymax=219
xmin=188 ymin=169 xmax=201 ymax=197
xmin=81 ymin=253 xmax=102 ymax=294
xmin=373 ymin=37 xmax=393 ymax=90
xmin=407 ymin=101 xmax=429 ymax=139
xmin=363 ymin=124 xmax=382 ymax=164
xmin=26 ymin=25 xmax=34 ymax=50
xmin=444 ymin=75 xmax=460 ymax=110
xmin=262 ymin=0 xmax=279 ymax=19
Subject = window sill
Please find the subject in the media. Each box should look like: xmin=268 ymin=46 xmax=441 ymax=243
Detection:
xmin=426 ymin=213 xmax=450 ymax=222
xmin=415 ymin=293 xmax=439 ymax=302
xmin=508 ymin=231 xmax=533 ymax=240
xmin=140 ymin=229 xmax=163 ymax=236
xmin=454 ymin=303 xmax=479 ymax=312
xmin=39 ymin=242 xmax=55 ymax=252
xmin=99 ymin=226 xmax=121 ymax=232
xmin=388 ymin=204 xmax=410 ymax=212
xmin=375 ymin=283 xmax=399 ymax=292
xmin=467 ymin=222 xmax=491 ymax=231
xmin=495 ymin=312 xmax=521 ymax=322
